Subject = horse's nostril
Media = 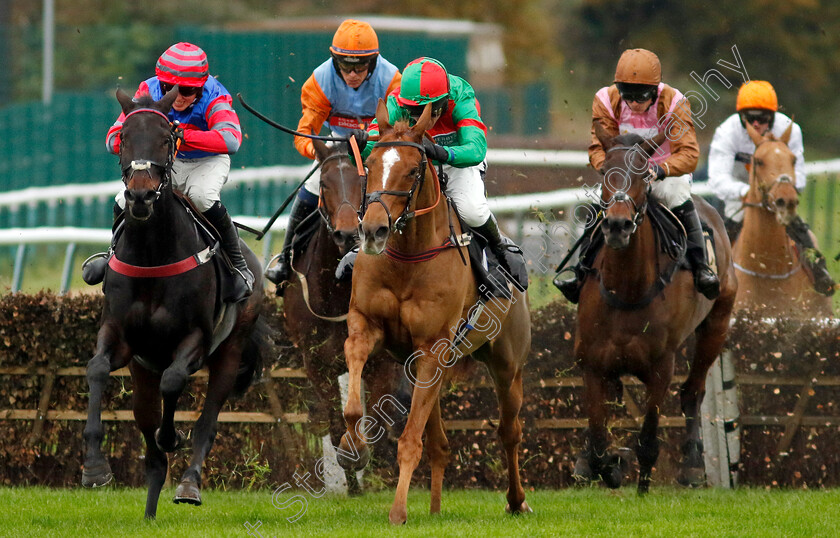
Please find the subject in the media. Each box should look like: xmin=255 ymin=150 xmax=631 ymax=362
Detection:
xmin=374 ymin=226 xmax=389 ymax=242
xmin=124 ymin=190 xmax=135 ymax=203
xmin=142 ymin=191 xmax=158 ymax=204
xmin=621 ymin=219 xmax=634 ymax=231
xmin=776 ymin=198 xmax=786 ymax=208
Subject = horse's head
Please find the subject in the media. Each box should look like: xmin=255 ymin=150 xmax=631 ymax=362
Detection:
xmin=595 ymin=122 xmax=666 ymax=250
xmin=116 ymin=87 xmax=179 ymax=221
xmin=312 ymin=138 xmax=361 ymax=253
xmin=359 ymin=99 xmax=433 ymax=255
xmin=744 ymin=121 xmax=798 ymax=226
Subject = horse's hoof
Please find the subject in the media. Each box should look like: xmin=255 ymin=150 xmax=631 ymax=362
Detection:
xmin=505 ymin=501 xmax=533 ymax=514
xmin=572 ymin=456 xmax=593 ymax=486
xmin=81 ymin=461 xmax=113 ymax=488
xmin=173 ymin=480 xmax=202 ymax=505
xmin=677 ymin=467 xmax=706 ymax=488
xmin=601 ymin=457 xmax=624 ymax=489
xmin=155 ymin=428 xmax=187 ymax=453
xmin=389 ymin=506 xmax=407 ymax=525
xmin=336 ymin=434 xmax=369 ymax=471
xmin=637 ymin=479 xmax=650 ymax=495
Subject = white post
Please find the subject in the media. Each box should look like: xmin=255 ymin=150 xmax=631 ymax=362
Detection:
xmin=701 ymin=350 xmax=740 ymax=487
xmin=42 ymin=0 xmax=54 ymax=106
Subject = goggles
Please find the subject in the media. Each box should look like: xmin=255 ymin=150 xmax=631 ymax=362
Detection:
xmin=160 ymin=82 xmax=199 ymax=97
xmin=740 ymin=109 xmax=774 ymax=125
xmin=405 ymin=99 xmax=448 ymax=122
xmin=337 ymin=60 xmax=370 ymax=74
xmin=619 ymin=86 xmax=657 ymax=103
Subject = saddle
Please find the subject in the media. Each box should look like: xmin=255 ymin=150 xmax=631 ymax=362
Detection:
xmin=465 ymin=227 xmax=517 ymax=301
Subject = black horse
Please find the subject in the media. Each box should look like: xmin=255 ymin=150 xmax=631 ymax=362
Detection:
xmin=81 ymin=88 xmax=269 ymax=519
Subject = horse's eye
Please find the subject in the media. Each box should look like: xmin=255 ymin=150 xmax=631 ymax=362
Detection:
xmin=409 ymin=167 xmax=419 ymax=177
xmin=754 ymin=158 xmax=763 ymax=167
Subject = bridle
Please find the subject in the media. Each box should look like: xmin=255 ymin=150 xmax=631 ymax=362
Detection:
xmin=119 ymin=108 xmax=179 ymax=203
xmin=603 ymin=145 xmax=650 ymax=234
xmin=317 ymin=151 xmax=361 ymax=235
xmin=361 ymin=139 xmax=441 ymax=233
xmin=741 ymin=141 xmax=796 ymax=214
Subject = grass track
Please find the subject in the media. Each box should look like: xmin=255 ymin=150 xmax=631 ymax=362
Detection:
xmin=1 ymin=486 xmax=838 ymax=537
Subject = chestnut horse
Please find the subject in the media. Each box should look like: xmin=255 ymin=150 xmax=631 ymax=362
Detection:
xmin=281 ymin=139 xmax=408 ymax=493
xmin=337 ymin=101 xmax=531 ymax=524
xmin=575 ymin=124 xmax=737 ymax=493
xmin=81 ymin=90 xmax=269 ymax=518
xmin=732 ymin=122 xmax=832 ymax=317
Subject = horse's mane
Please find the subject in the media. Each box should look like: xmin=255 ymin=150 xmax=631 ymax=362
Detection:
xmin=388 ymin=120 xmax=412 ymax=139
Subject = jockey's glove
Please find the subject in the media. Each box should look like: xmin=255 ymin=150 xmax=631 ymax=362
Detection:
xmin=734 ymin=152 xmax=752 ymax=164
xmin=422 ymin=138 xmax=450 ymax=164
xmin=648 ymin=163 xmax=667 ymax=182
xmin=348 ymin=129 xmax=369 ymax=152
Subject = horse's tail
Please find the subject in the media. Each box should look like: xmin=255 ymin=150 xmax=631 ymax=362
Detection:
xmin=233 ymin=315 xmax=272 ymax=398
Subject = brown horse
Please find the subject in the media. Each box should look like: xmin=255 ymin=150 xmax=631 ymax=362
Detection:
xmin=281 ymin=139 xmax=408 ymax=493
xmin=732 ymin=122 xmax=832 ymax=317
xmin=336 ymin=101 xmax=531 ymax=524
xmin=575 ymin=124 xmax=737 ymax=493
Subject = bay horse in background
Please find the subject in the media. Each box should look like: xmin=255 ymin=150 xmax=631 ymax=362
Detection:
xmin=337 ymin=101 xmax=531 ymax=524
xmin=280 ymin=138 xmax=409 ymax=494
xmin=732 ymin=121 xmax=833 ymax=318
xmin=574 ymin=124 xmax=737 ymax=493
xmin=81 ymin=89 xmax=270 ymax=519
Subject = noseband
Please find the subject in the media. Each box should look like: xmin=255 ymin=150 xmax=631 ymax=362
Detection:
xmin=603 ymin=145 xmax=650 ymax=233
xmin=361 ymin=140 xmax=430 ymax=233
xmin=119 ymin=108 xmax=179 ymax=203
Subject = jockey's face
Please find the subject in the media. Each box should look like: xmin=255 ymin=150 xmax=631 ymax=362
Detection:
xmin=172 ymin=93 xmax=198 ymax=112
xmin=626 ymin=98 xmax=653 ymax=113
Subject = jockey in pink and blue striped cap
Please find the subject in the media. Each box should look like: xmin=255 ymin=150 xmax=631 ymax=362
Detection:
xmin=86 ymin=43 xmax=253 ymax=302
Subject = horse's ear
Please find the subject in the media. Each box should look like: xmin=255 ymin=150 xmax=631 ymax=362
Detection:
xmin=375 ymin=99 xmax=392 ymax=135
xmin=313 ymin=138 xmax=330 ymax=162
xmin=157 ymin=85 xmax=179 ymax=113
xmin=779 ymin=117 xmax=794 ymax=145
xmin=116 ymin=88 xmax=136 ymax=115
xmin=593 ymin=121 xmax=614 ymax=150
xmin=410 ymin=103 xmax=433 ymax=140
xmin=640 ymin=132 xmax=667 ymax=157
xmin=744 ymin=120 xmax=765 ymax=146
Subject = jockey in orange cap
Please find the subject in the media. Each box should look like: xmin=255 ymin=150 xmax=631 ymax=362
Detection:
xmin=708 ymin=81 xmax=835 ymax=295
xmin=556 ymin=48 xmax=719 ymax=303
xmin=84 ymin=42 xmax=252 ymax=302
xmin=265 ymin=19 xmax=402 ymax=294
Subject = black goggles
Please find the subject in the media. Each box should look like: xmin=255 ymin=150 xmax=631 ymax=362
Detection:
xmin=740 ymin=110 xmax=774 ymax=125
xmin=620 ymin=87 xmax=657 ymax=103
xmin=160 ymin=82 xmax=200 ymax=97
xmin=405 ymin=99 xmax=447 ymax=120
xmin=337 ymin=61 xmax=369 ymax=74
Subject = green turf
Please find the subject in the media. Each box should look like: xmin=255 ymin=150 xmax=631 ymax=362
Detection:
xmin=1 ymin=486 xmax=838 ymax=537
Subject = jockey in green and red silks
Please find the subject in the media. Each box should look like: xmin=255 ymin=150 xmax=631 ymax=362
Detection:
xmin=355 ymin=57 xmax=528 ymax=291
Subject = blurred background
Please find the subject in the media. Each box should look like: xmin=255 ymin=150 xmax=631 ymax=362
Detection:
xmin=1 ymin=0 xmax=839 ymax=296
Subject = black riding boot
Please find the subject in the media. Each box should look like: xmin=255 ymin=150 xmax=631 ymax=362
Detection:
xmin=473 ymin=214 xmax=529 ymax=292
xmin=786 ymin=216 xmax=836 ymax=296
xmin=204 ymin=202 xmax=254 ymax=303
xmin=672 ymin=200 xmax=720 ymax=300
xmin=553 ymin=227 xmax=601 ymax=304
xmin=82 ymin=202 xmax=123 ymax=285
xmin=264 ymin=195 xmax=318 ymax=295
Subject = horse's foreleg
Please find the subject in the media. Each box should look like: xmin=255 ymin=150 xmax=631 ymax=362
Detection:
xmin=490 ymin=362 xmax=530 ymax=514
xmin=390 ymin=353 xmax=443 ymax=525
xmin=129 ymin=362 xmax=166 ymax=519
xmin=637 ymin=369 xmax=672 ymax=494
xmin=82 ymin=322 xmax=130 ymax=488
xmin=174 ymin=341 xmax=241 ymax=507
xmin=157 ymin=330 xmax=205 ymax=453
xmin=582 ymin=369 xmax=622 ymax=489
xmin=424 ymin=398 xmax=449 ymax=514
xmin=338 ymin=312 xmax=380 ymax=472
